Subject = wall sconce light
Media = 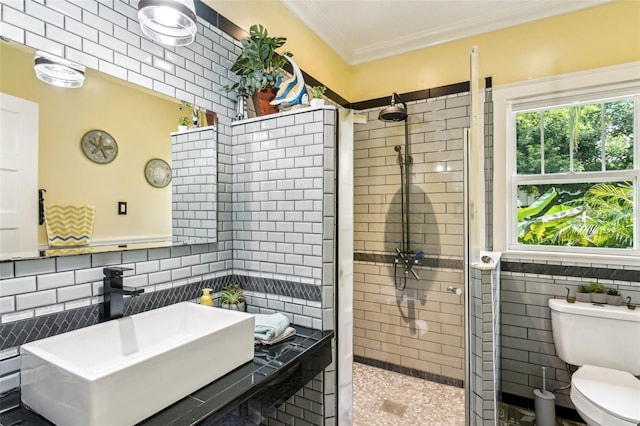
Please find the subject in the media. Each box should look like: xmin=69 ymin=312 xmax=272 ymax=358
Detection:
xmin=137 ymin=0 xmax=197 ymax=47
xmin=34 ymin=51 xmax=85 ymax=88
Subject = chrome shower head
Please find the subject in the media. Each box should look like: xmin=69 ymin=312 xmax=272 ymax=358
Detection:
xmin=379 ymin=92 xmax=408 ymax=122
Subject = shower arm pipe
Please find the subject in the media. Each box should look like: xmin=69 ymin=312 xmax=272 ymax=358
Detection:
xmin=392 ymin=92 xmax=408 ymax=113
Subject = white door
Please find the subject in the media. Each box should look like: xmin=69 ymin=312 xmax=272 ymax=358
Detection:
xmin=0 ymin=93 xmax=39 ymax=259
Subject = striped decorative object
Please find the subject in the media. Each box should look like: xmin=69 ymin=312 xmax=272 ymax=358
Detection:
xmin=44 ymin=205 xmax=95 ymax=247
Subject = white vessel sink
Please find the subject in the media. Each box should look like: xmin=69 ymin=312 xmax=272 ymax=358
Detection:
xmin=20 ymin=302 xmax=255 ymax=426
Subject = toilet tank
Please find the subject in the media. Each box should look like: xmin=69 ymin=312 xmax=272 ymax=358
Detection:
xmin=548 ymin=298 xmax=640 ymax=375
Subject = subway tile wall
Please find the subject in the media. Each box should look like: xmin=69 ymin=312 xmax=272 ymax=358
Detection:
xmin=172 ymin=126 xmax=218 ymax=244
xmin=499 ymin=258 xmax=640 ymax=410
xmin=0 ymin=2 xmax=337 ymax=413
xmin=231 ymin=107 xmax=337 ymax=332
xmin=353 ymin=94 xmax=469 ymax=383
xmin=469 ymin=266 xmax=501 ymax=426
xmin=0 ymin=0 xmax=239 ymax=133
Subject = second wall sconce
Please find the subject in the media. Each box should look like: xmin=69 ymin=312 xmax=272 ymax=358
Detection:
xmin=137 ymin=0 xmax=197 ymax=47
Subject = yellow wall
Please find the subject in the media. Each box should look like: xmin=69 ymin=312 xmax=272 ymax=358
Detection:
xmin=211 ymin=0 xmax=639 ymax=102
xmin=208 ymin=0 xmax=352 ymax=99
xmin=0 ymin=42 xmax=176 ymax=247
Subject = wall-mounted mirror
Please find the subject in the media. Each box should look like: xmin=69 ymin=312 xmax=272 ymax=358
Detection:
xmin=0 ymin=40 xmax=216 ymax=260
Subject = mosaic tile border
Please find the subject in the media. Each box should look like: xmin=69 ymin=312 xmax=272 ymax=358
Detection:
xmin=501 ymin=261 xmax=640 ymax=283
xmin=353 ymin=252 xmax=464 ymax=270
xmin=232 ymin=275 xmax=322 ymax=301
xmin=353 ymin=355 xmax=464 ymax=389
xmin=0 ymin=275 xmax=320 ymax=351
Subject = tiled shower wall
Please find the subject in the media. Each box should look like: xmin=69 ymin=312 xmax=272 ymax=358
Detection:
xmin=498 ymin=259 xmax=640 ymax=410
xmin=353 ymin=93 xmax=469 ymax=383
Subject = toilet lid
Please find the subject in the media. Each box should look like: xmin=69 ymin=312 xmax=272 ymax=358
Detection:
xmin=572 ymin=365 xmax=640 ymax=423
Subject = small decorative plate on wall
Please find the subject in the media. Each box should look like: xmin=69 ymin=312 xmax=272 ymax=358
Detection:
xmin=144 ymin=158 xmax=172 ymax=188
xmin=80 ymin=129 xmax=118 ymax=164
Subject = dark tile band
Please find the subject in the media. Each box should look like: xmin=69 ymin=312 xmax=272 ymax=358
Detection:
xmin=501 ymin=261 xmax=640 ymax=283
xmin=0 ymin=274 xmax=321 ymax=351
xmin=353 ymin=252 xmax=464 ymax=270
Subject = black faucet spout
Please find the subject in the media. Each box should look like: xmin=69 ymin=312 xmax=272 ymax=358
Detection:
xmin=102 ymin=267 xmax=144 ymax=321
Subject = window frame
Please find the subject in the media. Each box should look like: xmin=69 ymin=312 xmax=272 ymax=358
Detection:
xmin=493 ymin=63 xmax=640 ymax=265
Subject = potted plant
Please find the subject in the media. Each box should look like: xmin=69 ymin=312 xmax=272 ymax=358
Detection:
xmin=589 ymin=282 xmax=607 ymax=304
xmin=606 ymin=288 xmax=623 ymax=306
xmin=178 ymin=101 xmax=192 ymax=131
xmin=224 ymin=24 xmax=291 ymax=116
xmin=309 ymin=85 xmax=326 ymax=107
xmin=576 ymin=284 xmax=591 ymax=303
xmin=219 ymin=283 xmax=246 ymax=311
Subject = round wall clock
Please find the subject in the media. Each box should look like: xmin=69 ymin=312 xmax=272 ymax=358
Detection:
xmin=80 ymin=129 xmax=118 ymax=164
xmin=144 ymin=158 xmax=172 ymax=188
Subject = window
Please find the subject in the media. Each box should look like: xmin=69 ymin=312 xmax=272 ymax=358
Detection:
xmin=510 ymin=94 xmax=638 ymax=254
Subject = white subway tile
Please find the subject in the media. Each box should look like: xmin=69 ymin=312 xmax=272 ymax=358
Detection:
xmin=98 ymin=31 xmax=126 ymax=54
xmin=75 ymin=267 xmax=103 ymax=284
xmin=97 ymin=3 xmax=126 ymax=28
xmin=64 ymin=16 xmax=98 ymax=42
xmin=0 ymin=296 xmax=15 ymax=314
xmin=26 ymin=1 xmax=64 ymax=27
xmin=0 ymin=20 xmax=25 ymax=43
xmin=99 ymin=59 xmax=127 ymax=80
xmin=65 ymin=298 xmax=91 ymax=310
xmin=57 ymin=284 xmax=92 ymax=302
xmin=0 ymin=276 xmax=36 ymax=297
xmin=37 ymin=271 xmax=75 ymax=290
xmin=149 ymin=270 xmax=171 ymax=284
xmin=25 ymin=31 xmax=64 ymax=56
xmin=34 ymin=303 xmax=65 ymax=317
xmin=81 ymin=10 xmax=112 ymax=34
xmin=2 ymin=5 xmax=45 ymax=35
xmin=83 ymin=39 xmax=113 ymax=62
xmin=47 ymin=0 xmax=82 ymax=20
xmin=16 ymin=289 xmax=57 ymax=310
xmin=1 ymin=309 xmax=33 ymax=324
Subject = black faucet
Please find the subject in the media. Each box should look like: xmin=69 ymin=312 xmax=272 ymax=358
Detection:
xmin=102 ymin=267 xmax=144 ymax=321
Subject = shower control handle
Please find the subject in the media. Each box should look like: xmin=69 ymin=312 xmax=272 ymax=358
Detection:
xmin=447 ymin=286 xmax=462 ymax=296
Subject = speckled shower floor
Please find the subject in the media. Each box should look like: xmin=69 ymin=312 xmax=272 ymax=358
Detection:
xmin=352 ymin=362 xmax=586 ymax=426
xmin=353 ymin=362 xmax=465 ymax=426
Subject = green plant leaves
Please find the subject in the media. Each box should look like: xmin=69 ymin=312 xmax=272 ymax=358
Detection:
xmin=224 ymin=24 xmax=291 ymax=94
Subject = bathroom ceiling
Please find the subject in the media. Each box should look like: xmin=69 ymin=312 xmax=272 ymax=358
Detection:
xmin=278 ymin=0 xmax=614 ymax=65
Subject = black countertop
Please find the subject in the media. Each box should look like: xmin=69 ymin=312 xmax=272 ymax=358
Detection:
xmin=0 ymin=327 xmax=333 ymax=426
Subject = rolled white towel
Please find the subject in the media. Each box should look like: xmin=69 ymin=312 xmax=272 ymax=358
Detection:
xmin=254 ymin=313 xmax=290 ymax=341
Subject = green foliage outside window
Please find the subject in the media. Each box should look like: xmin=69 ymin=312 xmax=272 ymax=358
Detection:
xmin=515 ymin=98 xmax=636 ymax=249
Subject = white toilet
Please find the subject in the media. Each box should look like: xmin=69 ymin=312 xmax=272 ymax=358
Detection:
xmin=548 ymin=298 xmax=640 ymax=426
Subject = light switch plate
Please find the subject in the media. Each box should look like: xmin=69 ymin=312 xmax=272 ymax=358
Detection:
xmin=118 ymin=202 xmax=127 ymax=215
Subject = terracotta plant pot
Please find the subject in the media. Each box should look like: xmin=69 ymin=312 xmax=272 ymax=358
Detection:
xmin=607 ymin=294 xmax=623 ymax=306
xmin=575 ymin=292 xmax=591 ymax=303
xmin=252 ymin=88 xmax=279 ymax=116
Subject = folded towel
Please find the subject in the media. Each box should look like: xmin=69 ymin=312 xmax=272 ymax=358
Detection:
xmin=44 ymin=204 xmax=95 ymax=247
xmin=255 ymin=326 xmax=296 ymax=346
xmin=254 ymin=313 xmax=290 ymax=341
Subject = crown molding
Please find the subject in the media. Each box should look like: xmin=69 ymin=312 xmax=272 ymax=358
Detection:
xmin=281 ymin=0 xmax=613 ymax=65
